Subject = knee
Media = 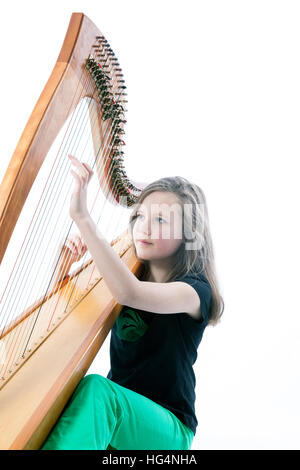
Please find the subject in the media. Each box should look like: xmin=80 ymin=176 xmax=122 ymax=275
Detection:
xmin=82 ymin=373 xmax=103 ymax=382
xmin=78 ymin=374 xmax=113 ymax=396
xmin=72 ymin=374 xmax=104 ymax=400
xmin=77 ymin=374 xmax=120 ymax=412
xmin=80 ymin=374 xmax=107 ymax=388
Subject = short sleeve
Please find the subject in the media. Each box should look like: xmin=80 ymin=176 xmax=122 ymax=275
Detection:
xmin=177 ymin=275 xmax=212 ymax=324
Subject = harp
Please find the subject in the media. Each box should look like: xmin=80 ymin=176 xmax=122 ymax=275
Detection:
xmin=0 ymin=12 xmax=145 ymax=450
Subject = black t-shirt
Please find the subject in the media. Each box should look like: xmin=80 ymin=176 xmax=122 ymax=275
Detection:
xmin=106 ymin=273 xmax=212 ymax=435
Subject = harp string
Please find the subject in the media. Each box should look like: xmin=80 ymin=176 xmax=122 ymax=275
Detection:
xmin=42 ymin=71 xmax=129 ymax=321
xmin=16 ymin=75 xmax=100 ymax=364
xmin=24 ymin=81 xmax=128 ymax=360
xmin=1 ymin=44 xmax=132 ymax=377
xmin=2 ymin=68 xmax=122 ymax=376
xmin=2 ymin=69 xmax=114 ymax=370
xmin=0 ymin=69 xmax=90 ymax=323
xmin=9 ymin=72 xmax=120 ymax=370
xmin=0 ymin=48 xmax=95 ymax=374
xmin=0 ymin=55 xmax=93 ymax=341
xmin=39 ymin=53 xmax=129 ymax=321
xmin=42 ymin=46 xmax=131 ymax=326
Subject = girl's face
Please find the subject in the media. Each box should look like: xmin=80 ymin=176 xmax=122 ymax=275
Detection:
xmin=132 ymin=191 xmax=183 ymax=260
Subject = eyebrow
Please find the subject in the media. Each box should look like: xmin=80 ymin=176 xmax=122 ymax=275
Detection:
xmin=137 ymin=209 xmax=166 ymax=215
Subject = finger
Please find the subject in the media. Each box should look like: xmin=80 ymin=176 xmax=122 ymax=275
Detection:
xmin=83 ymin=164 xmax=94 ymax=181
xmin=74 ymin=235 xmax=85 ymax=251
xmin=72 ymin=236 xmax=87 ymax=256
xmin=82 ymin=162 xmax=94 ymax=175
xmin=65 ymin=239 xmax=78 ymax=254
xmin=69 ymin=155 xmax=90 ymax=179
xmin=80 ymin=239 xmax=87 ymax=250
xmin=69 ymin=156 xmax=93 ymax=185
xmin=70 ymin=167 xmax=88 ymax=185
xmin=70 ymin=169 xmax=83 ymax=187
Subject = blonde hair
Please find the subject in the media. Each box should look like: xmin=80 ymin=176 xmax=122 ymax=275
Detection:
xmin=128 ymin=176 xmax=224 ymax=327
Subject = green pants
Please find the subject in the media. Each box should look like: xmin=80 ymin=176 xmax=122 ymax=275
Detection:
xmin=40 ymin=374 xmax=194 ymax=450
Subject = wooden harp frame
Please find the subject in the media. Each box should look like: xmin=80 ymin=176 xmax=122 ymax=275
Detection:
xmin=0 ymin=12 xmax=143 ymax=450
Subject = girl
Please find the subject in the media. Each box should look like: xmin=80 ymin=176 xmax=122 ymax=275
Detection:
xmin=41 ymin=154 xmax=224 ymax=450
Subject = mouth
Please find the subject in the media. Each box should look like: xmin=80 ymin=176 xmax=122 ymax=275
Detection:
xmin=137 ymin=240 xmax=153 ymax=245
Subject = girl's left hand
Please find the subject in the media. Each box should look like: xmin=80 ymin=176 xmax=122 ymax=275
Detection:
xmin=68 ymin=154 xmax=94 ymax=221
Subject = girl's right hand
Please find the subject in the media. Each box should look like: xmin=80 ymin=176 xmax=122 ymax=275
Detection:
xmin=50 ymin=235 xmax=88 ymax=290
xmin=60 ymin=234 xmax=88 ymax=265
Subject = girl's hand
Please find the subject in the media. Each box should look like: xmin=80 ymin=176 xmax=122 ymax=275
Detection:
xmin=50 ymin=234 xmax=88 ymax=289
xmin=62 ymin=234 xmax=88 ymax=264
xmin=68 ymin=154 xmax=94 ymax=222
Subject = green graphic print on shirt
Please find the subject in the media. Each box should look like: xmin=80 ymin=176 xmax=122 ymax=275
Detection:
xmin=115 ymin=307 xmax=149 ymax=342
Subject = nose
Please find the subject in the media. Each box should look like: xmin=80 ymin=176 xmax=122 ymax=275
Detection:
xmin=138 ymin=214 xmax=152 ymax=236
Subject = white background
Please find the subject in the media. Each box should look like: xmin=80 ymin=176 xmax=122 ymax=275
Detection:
xmin=1 ymin=0 xmax=299 ymax=450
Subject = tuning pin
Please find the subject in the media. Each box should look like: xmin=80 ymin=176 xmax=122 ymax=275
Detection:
xmin=114 ymin=138 xmax=126 ymax=145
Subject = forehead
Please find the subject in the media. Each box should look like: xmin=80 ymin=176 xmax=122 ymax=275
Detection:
xmin=137 ymin=191 xmax=181 ymax=213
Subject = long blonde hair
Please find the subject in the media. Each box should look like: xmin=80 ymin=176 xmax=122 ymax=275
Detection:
xmin=128 ymin=176 xmax=224 ymax=326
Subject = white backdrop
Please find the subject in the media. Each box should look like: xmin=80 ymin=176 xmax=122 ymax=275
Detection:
xmin=1 ymin=0 xmax=299 ymax=450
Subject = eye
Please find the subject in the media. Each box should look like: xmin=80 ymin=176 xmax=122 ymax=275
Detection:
xmin=136 ymin=214 xmax=165 ymax=223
